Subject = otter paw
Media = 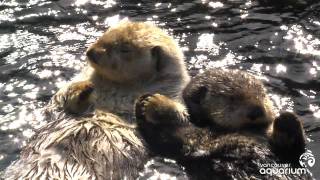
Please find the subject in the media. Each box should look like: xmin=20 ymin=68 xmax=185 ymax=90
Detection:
xmin=135 ymin=94 xmax=189 ymax=125
xmin=270 ymin=112 xmax=306 ymax=161
xmin=53 ymin=81 xmax=96 ymax=115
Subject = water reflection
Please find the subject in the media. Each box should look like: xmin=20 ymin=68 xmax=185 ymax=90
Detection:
xmin=104 ymin=14 xmax=122 ymax=26
xmin=208 ymin=2 xmax=224 ymax=8
xmin=74 ymin=0 xmax=116 ymax=8
xmin=284 ymin=24 xmax=320 ymax=56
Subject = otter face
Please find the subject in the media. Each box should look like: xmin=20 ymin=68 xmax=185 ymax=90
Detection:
xmin=87 ymin=39 xmax=155 ymax=83
xmin=86 ymin=21 xmax=184 ymax=84
xmin=200 ymin=89 xmax=274 ymax=129
xmin=183 ymin=69 xmax=275 ymax=130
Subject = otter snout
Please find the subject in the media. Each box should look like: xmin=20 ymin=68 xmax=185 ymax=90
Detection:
xmin=247 ymin=106 xmax=265 ymax=120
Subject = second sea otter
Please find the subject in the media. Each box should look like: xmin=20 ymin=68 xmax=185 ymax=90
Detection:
xmin=135 ymin=69 xmax=310 ymax=179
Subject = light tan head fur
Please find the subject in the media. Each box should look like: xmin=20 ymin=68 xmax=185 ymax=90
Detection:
xmin=86 ymin=21 xmax=187 ymax=85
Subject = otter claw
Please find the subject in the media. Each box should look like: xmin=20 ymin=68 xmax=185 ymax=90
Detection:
xmin=135 ymin=93 xmax=189 ymax=125
xmin=135 ymin=94 xmax=154 ymax=123
xmin=78 ymin=85 xmax=94 ymax=101
xmin=52 ymin=81 xmax=96 ymax=115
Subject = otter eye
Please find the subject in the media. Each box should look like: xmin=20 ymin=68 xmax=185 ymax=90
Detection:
xmin=229 ymin=95 xmax=243 ymax=102
xmin=103 ymin=44 xmax=110 ymax=50
xmin=229 ymin=96 xmax=236 ymax=102
xmin=120 ymin=45 xmax=131 ymax=53
xmin=247 ymin=106 xmax=265 ymax=120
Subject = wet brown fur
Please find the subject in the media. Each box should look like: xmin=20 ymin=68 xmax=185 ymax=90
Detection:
xmin=135 ymin=68 xmax=309 ymax=179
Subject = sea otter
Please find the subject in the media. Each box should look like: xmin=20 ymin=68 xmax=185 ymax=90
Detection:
xmin=4 ymin=21 xmax=190 ymax=180
xmin=135 ymin=69 xmax=310 ymax=179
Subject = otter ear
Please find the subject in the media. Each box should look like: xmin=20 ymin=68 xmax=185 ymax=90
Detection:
xmin=151 ymin=46 xmax=167 ymax=72
xmin=190 ymin=86 xmax=208 ymax=104
xmin=184 ymin=86 xmax=210 ymax=127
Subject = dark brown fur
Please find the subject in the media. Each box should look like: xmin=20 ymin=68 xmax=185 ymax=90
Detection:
xmin=135 ymin=94 xmax=311 ymax=180
xmin=135 ymin=68 xmax=311 ymax=179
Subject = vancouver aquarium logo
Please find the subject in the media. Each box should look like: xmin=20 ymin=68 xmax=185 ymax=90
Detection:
xmin=299 ymin=151 xmax=315 ymax=168
xmin=259 ymin=151 xmax=315 ymax=175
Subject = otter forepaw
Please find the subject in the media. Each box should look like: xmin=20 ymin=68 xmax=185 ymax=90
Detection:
xmin=135 ymin=94 xmax=153 ymax=123
xmin=135 ymin=94 xmax=189 ymax=125
xmin=52 ymin=81 xmax=96 ymax=115
xmin=270 ymin=112 xmax=306 ymax=162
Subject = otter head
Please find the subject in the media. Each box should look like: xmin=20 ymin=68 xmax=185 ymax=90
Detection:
xmin=183 ymin=69 xmax=275 ymax=130
xmin=86 ymin=21 xmax=185 ymax=85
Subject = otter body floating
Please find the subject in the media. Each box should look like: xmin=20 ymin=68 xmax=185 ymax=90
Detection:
xmin=4 ymin=21 xmax=190 ymax=179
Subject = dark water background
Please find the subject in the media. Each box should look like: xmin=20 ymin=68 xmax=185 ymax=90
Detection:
xmin=0 ymin=0 xmax=319 ymax=179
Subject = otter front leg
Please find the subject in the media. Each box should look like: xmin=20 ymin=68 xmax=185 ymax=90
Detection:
xmin=135 ymin=94 xmax=189 ymax=125
xmin=51 ymin=81 xmax=96 ymax=115
xmin=135 ymin=94 xmax=190 ymax=157
xmin=269 ymin=112 xmax=306 ymax=165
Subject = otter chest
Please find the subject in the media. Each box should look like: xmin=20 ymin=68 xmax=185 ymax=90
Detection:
xmin=95 ymin=86 xmax=142 ymax=119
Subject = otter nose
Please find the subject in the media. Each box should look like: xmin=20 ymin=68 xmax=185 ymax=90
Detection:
xmin=86 ymin=49 xmax=100 ymax=63
xmin=247 ymin=106 xmax=265 ymax=120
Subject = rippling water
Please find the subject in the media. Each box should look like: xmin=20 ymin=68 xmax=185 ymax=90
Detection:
xmin=0 ymin=0 xmax=319 ymax=178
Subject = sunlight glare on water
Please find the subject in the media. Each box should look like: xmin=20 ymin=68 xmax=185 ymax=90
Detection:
xmin=196 ymin=33 xmax=219 ymax=55
xmin=104 ymin=15 xmax=123 ymax=27
xmin=208 ymin=2 xmax=224 ymax=8
xmin=310 ymin=104 xmax=320 ymax=118
xmin=284 ymin=25 xmax=320 ymax=56
xmin=74 ymin=0 xmax=116 ymax=8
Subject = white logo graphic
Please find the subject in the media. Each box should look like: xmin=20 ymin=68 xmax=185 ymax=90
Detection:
xmin=259 ymin=151 xmax=315 ymax=175
xmin=299 ymin=152 xmax=315 ymax=168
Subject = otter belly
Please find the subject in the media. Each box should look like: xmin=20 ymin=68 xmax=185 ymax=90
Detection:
xmin=4 ymin=112 xmax=147 ymax=180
